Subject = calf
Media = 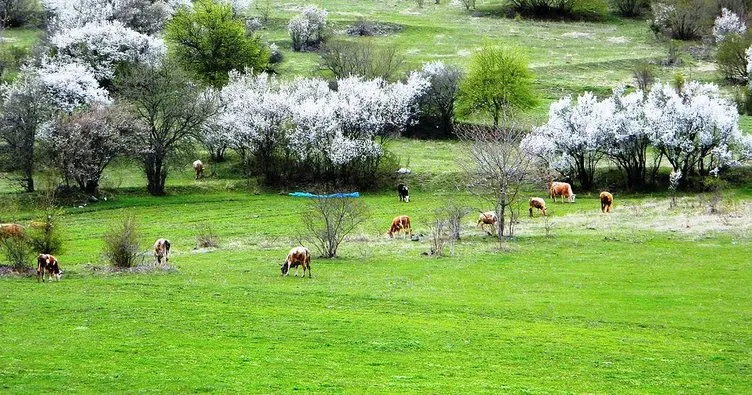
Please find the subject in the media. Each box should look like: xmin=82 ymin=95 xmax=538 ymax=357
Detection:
xmin=387 ymin=215 xmax=412 ymax=238
xmin=397 ymin=183 xmax=409 ymax=203
xmin=600 ymin=191 xmax=613 ymax=213
xmin=549 ymin=181 xmax=576 ymax=203
xmin=153 ymin=238 xmax=171 ymax=265
xmin=36 ymin=254 xmax=61 ymax=282
xmin=281 ymin=246 xmax=311 ymax=278
xmin=193 ymin=160 xmax=204 ymax=180
xmin=0 ymin=223 xmax=24 ymax=239
xmin=477 ymin=211 xmax=498 ymax=235
xmin=529 ymin=197 xmax=547 ymax=217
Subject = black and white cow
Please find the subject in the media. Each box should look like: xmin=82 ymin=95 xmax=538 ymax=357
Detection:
xmin=397 ymin=183 xmax=409 ymax=203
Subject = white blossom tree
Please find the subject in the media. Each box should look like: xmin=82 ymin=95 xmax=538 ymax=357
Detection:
xmin=287 ymin=5 xmax=327 ymax=51
xmin=713 ymin=8 xmax=746 ymax=43
xmin=42 ymin=0 xmax=191 ymax=34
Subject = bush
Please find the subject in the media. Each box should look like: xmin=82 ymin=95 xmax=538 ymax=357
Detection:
xmin=1 ymin=234 xmax=30 ymax=270
xmin=632 ymin=62 xmax=655 ymax=91
xmin=733 ymin=86 xmax=752 ymax=115
xmin=716 ymin=32 xmax=751 ymax=83
xmin=507 ymin=0 xmax=576 ymax=17
xmin=0 ymin=0 xmax=37 ymax=28
xmin=288 ymin=5 xmax=328 ymax=51
xmin=28 ymin=212 xmax=63 ymax=255
xmin=301 ymin=196 xmax=367 ymax=258
xmin=103 ymin=214 xmax=141 ymax=268
xmin=319 ymin=39 xmax=404 ymax=81
xmin=650 ymin=0 xmax=716 ymax=40
xmin=610 ymin=0 xmax=646 ymax=16
xmin=196 ymin=222 xmax=220 ymax=248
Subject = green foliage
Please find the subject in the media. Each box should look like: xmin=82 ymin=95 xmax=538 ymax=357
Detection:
xmin=609 ymin=0 xmax=645 ymax=16
xmin=457 ymin=45 xmax=538 ymax=127
xmin=1 ymin=233 xmax=30 ymax=269
xmin=715 ymin=32 xmax=752 ymax=83
xmin=733 ymin=86 xmax=752 ymax=115
xmin=165 ymin=0 xmax=269 ymax=87
xmin=27 ymin=212 xmax=63 ymax=255
xmin=102 ymin=213 xmax=141 ymax=268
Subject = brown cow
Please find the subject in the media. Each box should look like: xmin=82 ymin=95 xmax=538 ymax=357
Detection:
xmin=0 ymin=223 xmax=25 ymax=239
xmin=281 ymin=246 xmax=312 ymax=278
xmin=153 ymin=238 xmax=171 ymax=265
xmin=600 ymin=191 xmax=613 ymax=213
xmin=529 ymin=197 xmax=547 ymax=217
xmin=36 ymin=254 xmax=61 ymax=282
xmin=477 ymin=211 xmax=498 ymax=235
xmin=387 ymin=215 xmax=412 ymax=239
xmin=549 ymin=181 xmax=576 ymax=203
xmin=193 ymin=160 xmax=204 ymax=180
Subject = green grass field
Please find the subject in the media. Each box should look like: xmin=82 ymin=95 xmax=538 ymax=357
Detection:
xmin=1 ymin=1 xmax=751 ymax=392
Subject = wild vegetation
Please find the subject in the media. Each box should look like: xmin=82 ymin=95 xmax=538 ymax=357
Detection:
xmin=0 ymin=0 xmax=751 ymax=392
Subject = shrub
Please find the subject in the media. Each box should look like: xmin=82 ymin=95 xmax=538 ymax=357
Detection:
xmin=716 ymin=32 xmax=751 ymax=82
xmin=610 ymin=0 xmax=646 ymax=17
xmin=301 ymin=196 xmax=367 ymax=258
xmin=1 ymin=234 xmax=30 ymax=270
xmin=632 ymin=62 xmax=655 ymax=91
xmin=102 ymin=214 xmax=141 ymax=268
xmin=0 ymin=0 xmax=37 ymax=28
xmin=319 ymin=39 xmax=405 ymax=81
xmin=287 ymin=5 xmax=328 ymax=51
xmin=713 ymin=8 xmax=746 ymax=43
xmin=650 ymin=0 xmax=715 ymax=40
xmin=28 ymin=203 xmax=64 ymax=255
xmin=732 ymin=86 xmax=752 ymax=115
xmin=196 ymin=222 xmax=220 ymax=248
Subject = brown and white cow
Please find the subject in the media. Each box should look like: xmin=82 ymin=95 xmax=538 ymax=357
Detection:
xmin=193 ymin=160 xmax=204 ymax=180
xmin=529 ymin=197 xmax=547 ymax=217
xmin=153 ymin=238 xmax=171 ymax=265
xmin=36 ymin=254 xmax=61 ymax=282
xmin=387 ymin=215 xmax=412 ymax=239
xmin=549 ymin=181 xmax=576 ymax=203
xmin=0 ymin=223 xmax=25 ymax=239
xmin=600 ymin=191 xmax=613 ymax=213
xmin=281 ymin=246 xmax=311 ymax=278
xmin=477 ymin=211 xmax=498 ymax=235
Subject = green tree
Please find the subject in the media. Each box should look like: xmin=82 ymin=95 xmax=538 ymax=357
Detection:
xmin=458 ymin=46 xmax=537 ymax=127
xmin=165 ymin=0 xmax=269 ymax=87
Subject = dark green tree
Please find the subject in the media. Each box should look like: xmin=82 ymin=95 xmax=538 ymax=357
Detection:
xmin=457 ymin=45 xmax=537 ymax=127
xmin=165 ymin=0 xmax=269 ymax=87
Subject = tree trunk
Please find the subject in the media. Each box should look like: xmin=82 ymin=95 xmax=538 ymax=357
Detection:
xmin=23 ymin=165 xmax=34 ymax=193
xmin=145 ymin=155 xmax=167 ymax=196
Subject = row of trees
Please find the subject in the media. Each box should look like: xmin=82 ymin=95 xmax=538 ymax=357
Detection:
xmin=522 ymin=82 xmax=752 ymax=190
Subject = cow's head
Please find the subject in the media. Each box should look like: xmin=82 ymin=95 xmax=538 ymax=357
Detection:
xmin=280 ymin=260 xmax=290 ymax=276
xmin=569 ymin=194 xmax=576 ymax=203
xmin=404 ymin=195 xmax=409 ymax=203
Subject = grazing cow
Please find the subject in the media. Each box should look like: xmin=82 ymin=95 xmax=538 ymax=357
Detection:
xmin=387 ymin=215 xmax=412 ymax=238
xmin=281 ymin=246 xmax=312 ymax=278
xmin=193 ymin=160 xmax=204 ymax=180
xmin=600 ymin=191 xmax=613 ymax=213
xmin=153 ymin=238 xmax=171 ymax=265
xmin=477 ymin=211 xmax=498 ymax=234
xmin=36 ymin=254 xmax=61 ymax=282
xmin=529 ymin=197 xmax=547 ymax=217
xmin=0 ymin=223 xmax=25 ymax=239
xmin=549 ymin=181 xmax=576 ymax=203
xmin=397 ymin=183 xmax=410 ymax=203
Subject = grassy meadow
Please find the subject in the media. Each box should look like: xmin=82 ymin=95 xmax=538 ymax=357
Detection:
xmin=1 ymin=0 xmax=752 ymax=392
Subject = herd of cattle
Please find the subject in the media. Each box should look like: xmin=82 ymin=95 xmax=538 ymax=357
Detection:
xmin=1 ymin=178 xmax=615 ymax=281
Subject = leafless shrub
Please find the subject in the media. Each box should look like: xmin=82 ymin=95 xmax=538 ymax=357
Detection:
xmin=28 ymin=188 xmax=63 ymax=255
xmin=632 ymin=62 xmax=655 ymax=91
xmin=428 ymin=216 xmax=449 ymax=256
xmin=319 ymin=39 xmax=405 ymax=81
xmin=301 ymin=196 xmax=368 ymax=258
xmin=543 ymin=215 xmax=554 ymax=237
xmin=196 ymin=222 xmax=220 ymax=248
xmin=2 ymin=234 xmax=30 ymax=270
xmin=103 ymin=213 xmax=141 ymax=268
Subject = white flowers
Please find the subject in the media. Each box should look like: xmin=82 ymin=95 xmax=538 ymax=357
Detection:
xmin=713 ymin=8 xmax=746 ymax=43
xmin=207 ymin=70 xmax=427 ymax=168
xmin=288 ymin=5 xmax=328 ymax=51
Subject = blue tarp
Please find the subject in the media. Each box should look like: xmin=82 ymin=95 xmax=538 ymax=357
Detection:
xmin=288 ymin=192 xmax=360 ymax=198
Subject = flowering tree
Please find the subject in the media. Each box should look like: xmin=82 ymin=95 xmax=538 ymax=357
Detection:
xmin=42 ymin=0 xmax=191 ymax=33
xmin=287 ymin=5 xmax=327 ymax=51
xmin=115 ymin=61 xmax=218 ymax=195
xmin=42 ymin=105 xmax=135 ymax=193
xmin=49 ymin=21 xmax=166 ymax=84
xmin=713 ymin=8 xmax=746 ymax=43
xmin=522 ymin=92 xmax=607 ymax=190
xmin=644 ymin=81 xmax=742 ymax=178
xmin=207 ymin=70 xmax=427 ymax=185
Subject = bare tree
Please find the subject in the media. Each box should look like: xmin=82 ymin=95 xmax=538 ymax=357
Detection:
xmin=457 ymin=124 xmax=532 ymax=248
xmin=115 ymin=61 xmax=218 ymax=196
xmin=301 ymin=196 xmax=367 ymax=258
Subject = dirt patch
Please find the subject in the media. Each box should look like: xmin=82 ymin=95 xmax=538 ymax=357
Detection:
xmin=0 ymin=265 xmax=35 ymax=277
xmin=345 ymin=20 xmax=403 ymax=36
xmin=83 ymin=263 xmax=177 ymax=274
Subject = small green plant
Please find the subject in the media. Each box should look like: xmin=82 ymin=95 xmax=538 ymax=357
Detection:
xmin=103 ymin=214 xmax=141 ymax=268
xmin=632 ymin=62 xmax=655 ymax=91
xmin=2 ymin=235 xmax=31 ymax=270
